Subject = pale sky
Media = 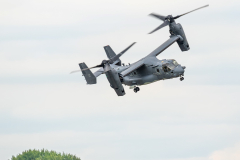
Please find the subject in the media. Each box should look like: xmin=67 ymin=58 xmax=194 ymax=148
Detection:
xmin=0 ymin=0 xmax=240 ymax=160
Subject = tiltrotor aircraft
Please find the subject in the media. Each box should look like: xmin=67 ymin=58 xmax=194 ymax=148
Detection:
xmin=71 ymin=5 xmax=208 ymax=96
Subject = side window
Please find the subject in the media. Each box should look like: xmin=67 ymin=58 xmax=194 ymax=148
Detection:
xmin=130 ymin=71 xmax=137 ymax=76
xmin=155 ymin=67 xmax=162 ymax=74
xmin=162 ymin=66 xmax=170 ymax=72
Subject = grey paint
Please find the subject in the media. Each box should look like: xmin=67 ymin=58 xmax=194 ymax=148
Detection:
xmin=105 ymin=67 xmax=125 ymax=96
xmin=83 ymin=35 xmax=186 ymax=96
xmin=170 ymin=22 xmax=190 ymax=51
xmin=76 ymin=4 xmax=210 ymax=96
xmin=148 ymin=5 xmax=209 ymax=51
xmin=79 ymin=63 xmax=97 ymax=84
xmin=104 ymin=45 xmax=121 ymax=66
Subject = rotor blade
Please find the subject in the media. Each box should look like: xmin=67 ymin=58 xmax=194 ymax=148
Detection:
xmin=149 ymin=13 xmax=166 ymax=21
xmin=81 ymin=64 xmax=102 ymax=71
xmin=173 ymin=4 xmax=209 ymax=19
xmin=148 ymin=21 xmax=169 ymax=34
xmin=70 ymin=70 xmax=82 ymax=74
xmin=109 ymin=42 xmax=136 ymax=63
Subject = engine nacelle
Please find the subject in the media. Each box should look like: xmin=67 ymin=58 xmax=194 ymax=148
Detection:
xmin=169 ymin=23 xmax=190 ymax=51
xmin=105 ymin=69 xmax=125 ymax=96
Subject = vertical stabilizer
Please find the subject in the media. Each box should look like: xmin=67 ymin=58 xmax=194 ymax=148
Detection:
xmin=104 ymin=45 xmax=121 ymax=65
xmin=79 ymin=63 xmax=96 ymax=84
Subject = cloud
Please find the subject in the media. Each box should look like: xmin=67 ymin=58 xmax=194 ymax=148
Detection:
xmin=1 ymin=0 xmax=240 ymax=160
xmin=0 ymin=82 xmax=240 ymax=159
xmin=208 ymin=143 xmax=240 ymax=160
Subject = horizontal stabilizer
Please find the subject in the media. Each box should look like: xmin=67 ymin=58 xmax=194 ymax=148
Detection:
xmin=79 ymin=63 xmax=96 ymax=84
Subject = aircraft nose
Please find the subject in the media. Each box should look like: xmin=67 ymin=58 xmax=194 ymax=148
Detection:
xmin=173 ymin=66 xmax=184 ymax=75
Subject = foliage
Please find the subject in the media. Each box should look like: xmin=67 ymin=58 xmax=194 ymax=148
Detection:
xmin=11 ymin=149 xmax=81 ymax=160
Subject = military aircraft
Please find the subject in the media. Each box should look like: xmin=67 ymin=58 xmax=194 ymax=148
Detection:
xmin=71 ymin=5 xmax=208 ymax=96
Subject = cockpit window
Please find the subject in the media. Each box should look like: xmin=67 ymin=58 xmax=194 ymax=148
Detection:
xmin=162 ymin=64 xmax=171 ymax=72
xmin=162 ymin=63 xmax=176 ymax=72
xmin=167 ymin=63 xmax=175 ymax=70
xmin=173 ymin=60 xmax=179 ymax=66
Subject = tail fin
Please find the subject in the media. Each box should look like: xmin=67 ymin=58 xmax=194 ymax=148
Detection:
xmin=104 ymin=45 xmax=121 ymax=65
xmin=79 ymin=63 xmax=96 ymax=84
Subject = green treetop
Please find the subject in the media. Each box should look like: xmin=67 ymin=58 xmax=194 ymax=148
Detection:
xmin=11 ymin=149 xmax=81 ymax=160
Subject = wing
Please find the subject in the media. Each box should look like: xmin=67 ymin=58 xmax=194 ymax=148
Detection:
xmin=120 ymin=61 xmax=145 ymax=77
xmin=120 ymin=36 xmax=180 ymax=77
xmin=146 ymin=35 xmax=180 ymax=57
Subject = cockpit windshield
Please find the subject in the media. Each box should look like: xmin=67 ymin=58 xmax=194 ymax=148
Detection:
xmin=167 ymin=63 xmax=175 ymax=70
xmin=173 ymin=60 xmax=179 ymax=66
xmin=162 ymin=60 xmax=179 ymax=72
xmin=162 ymin=63 xmax=175 ymax=72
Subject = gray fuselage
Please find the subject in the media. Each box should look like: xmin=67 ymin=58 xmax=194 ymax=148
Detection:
xmin=112 ymin=57 xmax=185 ymax=87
